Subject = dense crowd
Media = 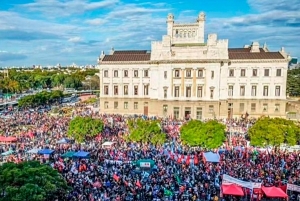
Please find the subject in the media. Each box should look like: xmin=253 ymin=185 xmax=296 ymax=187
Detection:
xmin=0 ymin=106 xmax=299 ymax=201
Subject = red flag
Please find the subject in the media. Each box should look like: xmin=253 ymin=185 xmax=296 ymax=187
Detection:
xmin=113 ymin=174 xmax=119 ymax=182
xmin=186 ymin=155 xmax=190 ymax=166
xmin=194 ymin=155 xmax=199 ymax=165
xmin=136 ymin=180 xmax=142 ymax=188
xmin=177 ymin=154 xmax=184 ymax=163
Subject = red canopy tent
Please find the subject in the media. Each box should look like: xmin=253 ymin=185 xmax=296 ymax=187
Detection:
xmin=262 ymin=186 xmax=288 ymax=198
xmin=222 ymin=184 xmax=244 ymax=196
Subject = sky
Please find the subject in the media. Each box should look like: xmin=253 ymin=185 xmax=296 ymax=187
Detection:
xmin=0 ymin=0 xmax=299 ymax=67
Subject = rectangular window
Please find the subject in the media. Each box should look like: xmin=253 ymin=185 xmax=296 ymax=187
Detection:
xmin=264 ymin=69 xmax=270 ymax=76
xmin=124 ymin=102 xmax=128 ymax=109
xmin=186 ymin=86 xmax=191 ymax=97
xmin=104 ymin=86 xmax=109 ymax=95
xmin=241 ymin=69 xmax=246 ymax=77
xmin=134 ymin=85 xmax=138 ymax=95
xmin=164 ymin=71 xmax=167 ymax=79
xmin=124 ymin=85 xmax=128 ymax=95
xmin=174 ymin=86 xmax=179 ymax=97
xmin=275 ymin=86 xmax=280 ymax=96
xmin=134 ymin=70 xmax=138 ymax=77
xmin=114 ymin=101 xmax=118 ymax=109
xmin=134 ymin=102 xmax=138 ymax=109
xmin=175 ymin=70 xmax=180 ymax=78
xmin=197 ymin=86 xmax=203 ymax=98
xmin=239 ymin=103 xmax=245 ymax=112
xmin=251 ymin=86 xmax=257 ymax=96
xmin=124 ymin=70 xmax=128 ymax=77
xmin=211 ymin=71 xmax=214 ymax=79
xmin=114 ymin=70 xmax=118 ymax=77
xmin=104 ymin=101 xmax=108 ymax=109
xmin=114 ymin=86 xmax=118 ymax=95
xmin=240 ymin=86 xmax=245 ymax=96
xmin=263 ymin=103 xmax=268 ymax=112
xmin=144 ymin=85 xmax=149 ymax=96
xmin=164 ymin=89 xmax=167 ymax=98
xmin=263 ymin=86 xmax=269 ymax=96
xmin=144 ymin=70 xmax=149 ymax=77
xmin=276 ymin=69 xmax=282 ymax=76
xmin=229 ymin=69 xmax=234 ymax=77
xmin=251 ymin=103 xmax=256 ymax=112
xmin=210 ymin=89 xmax=214 ymax=99
xmin=209 ymin=105 xmax=214 ymax=113
xmin=275 ymin=103 xmax=280 ymax=112
xmin=186 ymin=69 xmax=191 ymax=77
xmin=198 ymin=70 xmax=203 ymax=78
xmin=196 ymin=107 xmax=202 ymax=120
xmin=252 ymin=69 xmax=257 ymax=77
xmin=163 ymin=105 xmax=168 ymax=115
xmin=104 ymin=70 xmax=108 ymax=77
xmin=228 ymin=86 xmax=233 ymax=97
xmin=173 ymin=107 xmax=180 ymax=119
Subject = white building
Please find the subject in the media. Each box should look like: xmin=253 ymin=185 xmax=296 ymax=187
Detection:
xmin=98 ymin=12 xmax=290 ymax=119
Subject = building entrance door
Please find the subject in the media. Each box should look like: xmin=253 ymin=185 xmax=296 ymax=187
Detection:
xmin=184 ymin=107 xmax=191 ymax=119
xmin=144 ymin=102 xmax=148 ymax=116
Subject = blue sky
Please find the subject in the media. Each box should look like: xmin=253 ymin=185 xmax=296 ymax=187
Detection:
xmin=0 ymin=0 xmax=299 ymax=67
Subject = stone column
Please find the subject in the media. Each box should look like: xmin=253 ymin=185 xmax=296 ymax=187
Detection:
xmin=192 ymin=68 xmax=196 ymax=97
xmin=171 ymin=69 xmax=174 ymax=96
xmin=181 ymin=68 xmax=184 ymax=96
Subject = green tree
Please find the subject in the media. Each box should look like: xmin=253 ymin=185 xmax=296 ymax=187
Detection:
xmin=51 ymin=74 xmax=66 ymax=88
xmin=126 ymin=119 xmax=166 ymax=145
xmin=287 ymin=68 xmax=300 ymax=96
xmin=0 ymin=161 xmax=70 ymax=201
xmin=63 ymin=76 xmax=82 ymax=89
xmin=180 ymin=120 xmax=226 ymax=149
xmin=18 ymin=90 xmax=64 ymax=108
xmin=67 ymin=116 xmax=104 ymax=142
xmin=248 ymin=117 xmax=300 ymax=147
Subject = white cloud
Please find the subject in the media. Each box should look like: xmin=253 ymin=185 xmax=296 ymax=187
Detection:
xmin=68 ymin=36 xmax=82 ymax=43
xmin=85 ymin=18 xmax=107 ymax=26
xmin=0 ymin=0 xmax=299 ymax=66
xmin=19 ymin=0 xmax=119 ymax=16
xmin=61 ymin=47 xmax=73 ymax=53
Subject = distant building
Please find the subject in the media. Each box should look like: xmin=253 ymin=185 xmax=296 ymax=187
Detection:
xmin=289 ymin=58 xmax=298 ymax=69
xmin=98 ymin=12 xmax=290 ymax=119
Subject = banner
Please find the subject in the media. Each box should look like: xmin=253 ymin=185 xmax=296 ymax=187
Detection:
xmin=287 ymin=184 xmax=300 ymax=193
xmin=140 ymin=162 xmax=151 ymax=168
xmin=222 ymin=174 xmax=262 ymax=189
xmin=104 ymin=159 xmax=132 ymax=165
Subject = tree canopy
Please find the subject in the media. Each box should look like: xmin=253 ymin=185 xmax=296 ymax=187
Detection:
xmin=0 ymin=161 xmax=70 ymax=201
xmin=180 ymin=120 xmax=226 ymax=149
xmin=287 ymin=68 xmax=300 ymax=96
xmin=0 ymin=68 xmax=99 ymax=93
xmin=248 ymin=117 xmax=300 ymax=147
xmin=126 ymin=119 xmax=166 ymax=145
xmin=67 ymin=116 xmax=104 ymax=142
xmin=18 ymin=90 xmax=64 ymax=108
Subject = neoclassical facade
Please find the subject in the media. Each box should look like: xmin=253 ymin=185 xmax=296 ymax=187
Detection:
xmin=98 ymin=12 xmax=290 ymax=119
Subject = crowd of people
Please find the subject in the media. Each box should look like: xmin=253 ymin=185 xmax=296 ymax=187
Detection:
xmin=0 ymin=105 xmax=300 ymax=201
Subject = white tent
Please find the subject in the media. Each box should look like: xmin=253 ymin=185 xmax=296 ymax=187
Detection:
xmin=57 ymin=138 xmax=70 ymax=144
xmin=27 ymin=148 xmax=41 ymax=154
xmin=102 ymin=141 xmax=116 ymax=149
